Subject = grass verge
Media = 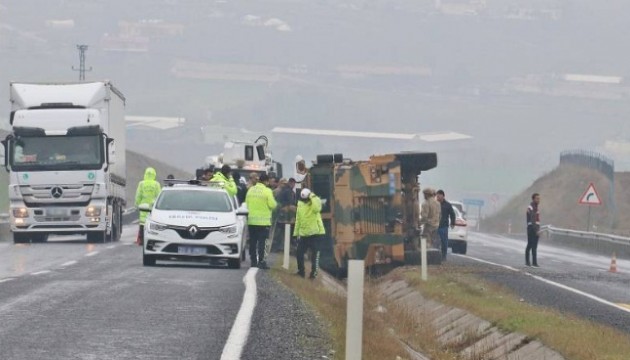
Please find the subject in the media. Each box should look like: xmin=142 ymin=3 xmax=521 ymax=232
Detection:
xmin=271 ymin=261 xmax=413 ymax=360
xmin=403 ymin=265 xmax=630 ymax=360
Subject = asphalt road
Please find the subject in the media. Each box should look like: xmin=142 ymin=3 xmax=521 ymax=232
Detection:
xmin=450 ymin=231 xmax=630 ymax=333
xmin=0 ymin=226 xmax=331 ymax=360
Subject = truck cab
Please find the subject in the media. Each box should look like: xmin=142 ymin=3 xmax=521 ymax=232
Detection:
xmin=0 ymin=82 xmax=126 ymax=243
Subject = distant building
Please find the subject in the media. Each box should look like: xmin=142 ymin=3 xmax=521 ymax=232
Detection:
xmin=171 ymin=60 xmax=281 ymax=82
xmin=45 ymin=19 xmax=75 ymax=29
xmin=101 ymin=34 xmax=149 ymax=52
xmin=435 ymin=0 xmax=486 ymax=16
xmin=118 ymin=20 xmax=184 ymax=38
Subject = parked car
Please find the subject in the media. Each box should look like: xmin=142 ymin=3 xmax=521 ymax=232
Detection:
xmin=448 ymin=206 xmax=468 ymax=254
xmin=141 ymin=180 xmax=248 ymax=268
xmin=450 ymin=201 xmax=467 ymax=219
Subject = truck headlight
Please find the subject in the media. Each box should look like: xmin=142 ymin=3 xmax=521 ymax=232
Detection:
xmin=85 ymin=206 xmax=102 ymax=217
xmin=12 ymin=208 xmax=29 ymax=218
xmin=220 ymin=224 xmax=238 ymax=238
xmin=148 ymin=221 xmax=168 ymax=232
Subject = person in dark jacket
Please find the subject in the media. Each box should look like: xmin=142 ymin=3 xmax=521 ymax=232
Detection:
xmin=233 ymin=171 xmax=247 ymax=205
xmin=436 ymin=190 xmax=456 ymax=260
xmin=526 ymin=193 xmax=541 ymax=267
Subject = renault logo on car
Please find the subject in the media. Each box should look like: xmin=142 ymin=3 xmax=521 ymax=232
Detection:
xmin=188 ymin=225 xmax=199 ymax=237
xmin=51 ymin=187 xmax=63 ymax=199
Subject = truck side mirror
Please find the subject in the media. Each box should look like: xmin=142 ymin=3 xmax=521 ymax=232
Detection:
xmin=107 ymin=138 xmax=116 ymax=165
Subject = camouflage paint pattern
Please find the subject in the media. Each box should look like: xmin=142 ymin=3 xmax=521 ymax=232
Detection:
xmin=310 ymin=152 xmax=437 ymax=272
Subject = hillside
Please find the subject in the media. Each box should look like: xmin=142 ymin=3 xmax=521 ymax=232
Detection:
xmin=484 ymin=164 xmax=630 ymax=236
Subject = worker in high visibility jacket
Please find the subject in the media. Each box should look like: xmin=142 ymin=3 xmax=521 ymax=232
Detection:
xmin=245 ymin=173 xmax=277 ymax=269
xmin=211 ymin=164 xmax=237 ymax=197
xmin=135 ymin=167 xmax=161 ymax=245
xmin=293 ymin=188 xmax=325 ymax=279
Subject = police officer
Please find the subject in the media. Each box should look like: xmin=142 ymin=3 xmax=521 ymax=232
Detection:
xmin=211 ymin=164 xmax=237 ymax=197
xmin=245 ymin=173 xmax=277 ymax=269
xmin=135 ymin=167 xmax=161 ymax=246
xmin=293 ymin=188 xmax=325 ymax=279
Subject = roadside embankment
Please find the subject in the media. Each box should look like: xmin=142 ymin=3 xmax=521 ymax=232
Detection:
xmin=273 ymin=259 xmax=630 ymax=360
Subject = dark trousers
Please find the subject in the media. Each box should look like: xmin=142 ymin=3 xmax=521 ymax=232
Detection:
xmin=526 ymin=226 xmax=539 ymax=265
xmin=297 ymin=235 xmax=322 ymax=277
xmin=248 ymin=225 xmax=269 ymax=265
xmin=438 ymin=227 xmax=449 ymax=259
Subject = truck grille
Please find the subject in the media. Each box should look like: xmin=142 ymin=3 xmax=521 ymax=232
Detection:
xmin=21 ymin=184 xmax=94 ymax=206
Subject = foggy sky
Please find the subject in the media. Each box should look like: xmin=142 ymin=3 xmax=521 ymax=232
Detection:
xmin=1 ymin=0 xmax=629 ymax=209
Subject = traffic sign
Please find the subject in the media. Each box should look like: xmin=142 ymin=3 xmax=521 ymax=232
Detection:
xmin=463 ymin=198 xmax=485 ymax=207
xmin=579 ymin=183 xmax=602 ymax=206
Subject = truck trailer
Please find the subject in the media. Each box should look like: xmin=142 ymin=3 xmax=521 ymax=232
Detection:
xmin=1 ymin=81 xmax=126 ymax=243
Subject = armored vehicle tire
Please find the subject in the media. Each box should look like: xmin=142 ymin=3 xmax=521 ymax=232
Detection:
xmin=452 ymin=242 xmax=467 ymax=255
xmin=13 ymin=233 xmax=31 ymax=244
xmin=87 ymin=231 xmax=107 ymax=243
xmin=143 ymin=254 xmax=156 ymax=266
xmin=228 ymin=258 xmax=241 ymax=269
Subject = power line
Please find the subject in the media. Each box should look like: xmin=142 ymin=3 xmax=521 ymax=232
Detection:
xmin=72 ymin=44 xmax=92 ymax=81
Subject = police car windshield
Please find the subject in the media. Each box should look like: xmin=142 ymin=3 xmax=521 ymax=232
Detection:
xmin=155 ymin=190 xmax=233 ymax=212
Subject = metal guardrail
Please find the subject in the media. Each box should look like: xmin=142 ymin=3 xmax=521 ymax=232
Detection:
xmin=541 ymin=225 xmax=630 ymax=259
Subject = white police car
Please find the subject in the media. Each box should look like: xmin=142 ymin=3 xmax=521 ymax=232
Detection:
xmin=141 ymin=180 xmax=247 ymax=268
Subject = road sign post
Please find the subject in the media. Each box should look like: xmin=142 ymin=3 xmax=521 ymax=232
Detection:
xmin=578 ymin=183 xmax=602 ymax=232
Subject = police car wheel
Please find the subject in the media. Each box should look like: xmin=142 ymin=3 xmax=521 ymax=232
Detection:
xmin=228 ymin=258 xmax=241 ymax=269
xmin=143 ymin=254 xmax=156 ymax=266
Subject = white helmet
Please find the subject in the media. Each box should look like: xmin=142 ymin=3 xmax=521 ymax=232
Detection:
xmin=295 ymin=155 xmax=304 ymax=163
xmin=300 ymin=188 xmax=311 ymax=199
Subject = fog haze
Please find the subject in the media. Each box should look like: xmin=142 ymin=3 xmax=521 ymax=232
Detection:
xmin=2 ymin=0 xmax=629 ymax=208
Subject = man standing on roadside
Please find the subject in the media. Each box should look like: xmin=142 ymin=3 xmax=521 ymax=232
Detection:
xmin=436 ymin=189 xmax=456 ymax=261
xmin=245 ymin=173 xmax=277 ymax=269
xmin=135 ymin=167 xmax=161 ymax=246
xmin=419 ymin=188 xmax=441 ymax=249
xmin=293 ymin=188 xmax=325 ymax=279
xmin=526 ymin=193 xmax=541 ymax=267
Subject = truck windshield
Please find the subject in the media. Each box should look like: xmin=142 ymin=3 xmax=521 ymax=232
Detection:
xmin=10 ymin=135 xmax=103 ymax=171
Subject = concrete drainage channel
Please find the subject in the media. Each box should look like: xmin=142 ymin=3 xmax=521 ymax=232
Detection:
xmin=319 ymin=272 xmax=564 ymax=360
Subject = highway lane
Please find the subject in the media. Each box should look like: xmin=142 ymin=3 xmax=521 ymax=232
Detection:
xmin=0 ymin=225 xmax=331 ymax=360
xmin=450 ymin=231 xmax=630 ymax=332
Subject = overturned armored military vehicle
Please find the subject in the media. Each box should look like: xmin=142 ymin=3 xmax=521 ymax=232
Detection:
xmin=309 ymin=152 xmax=441 ymax=277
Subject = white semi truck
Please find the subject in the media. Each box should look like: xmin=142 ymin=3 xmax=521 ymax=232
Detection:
xmin=0 ymin=81 xmax=126 ymax=243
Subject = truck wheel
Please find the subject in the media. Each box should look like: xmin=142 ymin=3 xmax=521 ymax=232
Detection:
xmin=87 ymin=231 xmax=106 ymax=243
xmin=13 ymin=233 xmax=30 ymax=244
xmin=143 ymin=254 xmax=156 ymax=266
xmin=32 ymin=233 xmax=49 ymax=243
xmin=228 ymin=258 xmax=241 ymax=269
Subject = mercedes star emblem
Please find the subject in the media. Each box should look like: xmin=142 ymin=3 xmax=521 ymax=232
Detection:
xmin=188 ymin=225 xmax=199 ymax=237
xmin=51 ymin=187 xmax=63 ymax=199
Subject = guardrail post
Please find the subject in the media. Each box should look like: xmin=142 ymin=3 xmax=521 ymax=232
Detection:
xmin=421 ymin=236 xmax=428 ymax=281
xmin=346 ymin=260 xmax=364 ymax=360
xmin=282 ymin=223 xmax=291 ymax=270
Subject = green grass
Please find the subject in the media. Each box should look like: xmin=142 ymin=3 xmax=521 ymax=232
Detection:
xmin=403 ymin=266 xmax=630 ymax=360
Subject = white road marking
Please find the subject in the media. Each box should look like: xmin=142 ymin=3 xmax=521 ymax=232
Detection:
xmin=60 ymin=260 xmax=78 ymax=267
xmin=221 ymin=268 xmax=259 ymax=360
xmin=85 ymin=251 xmax=99 ymax=257
xmin=106 ymin=245 xmax=116 ymax=249
xmin=0 ymin=278 xmax=15 ymax=284
xmin=31 ymin=270 xmax=51 ymax=276
xmin=458 ymin=254 xmax=630 ymax=315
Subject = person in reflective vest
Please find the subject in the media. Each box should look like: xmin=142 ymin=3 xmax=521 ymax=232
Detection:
xmin=135 ymin=167 xmax=161 ymax=245
xmin=293 ymin=188 xmax=325 ymax=279
xmin=245 ymin=173 xmax=277 ymax=269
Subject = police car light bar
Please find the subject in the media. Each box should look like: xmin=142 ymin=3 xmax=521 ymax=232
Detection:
xmin=163 ymin=179 xmax=208 ymax=186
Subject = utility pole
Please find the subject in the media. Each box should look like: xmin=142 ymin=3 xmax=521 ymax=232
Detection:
xmin=72 ymin=44 xmax=92 ymax=81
